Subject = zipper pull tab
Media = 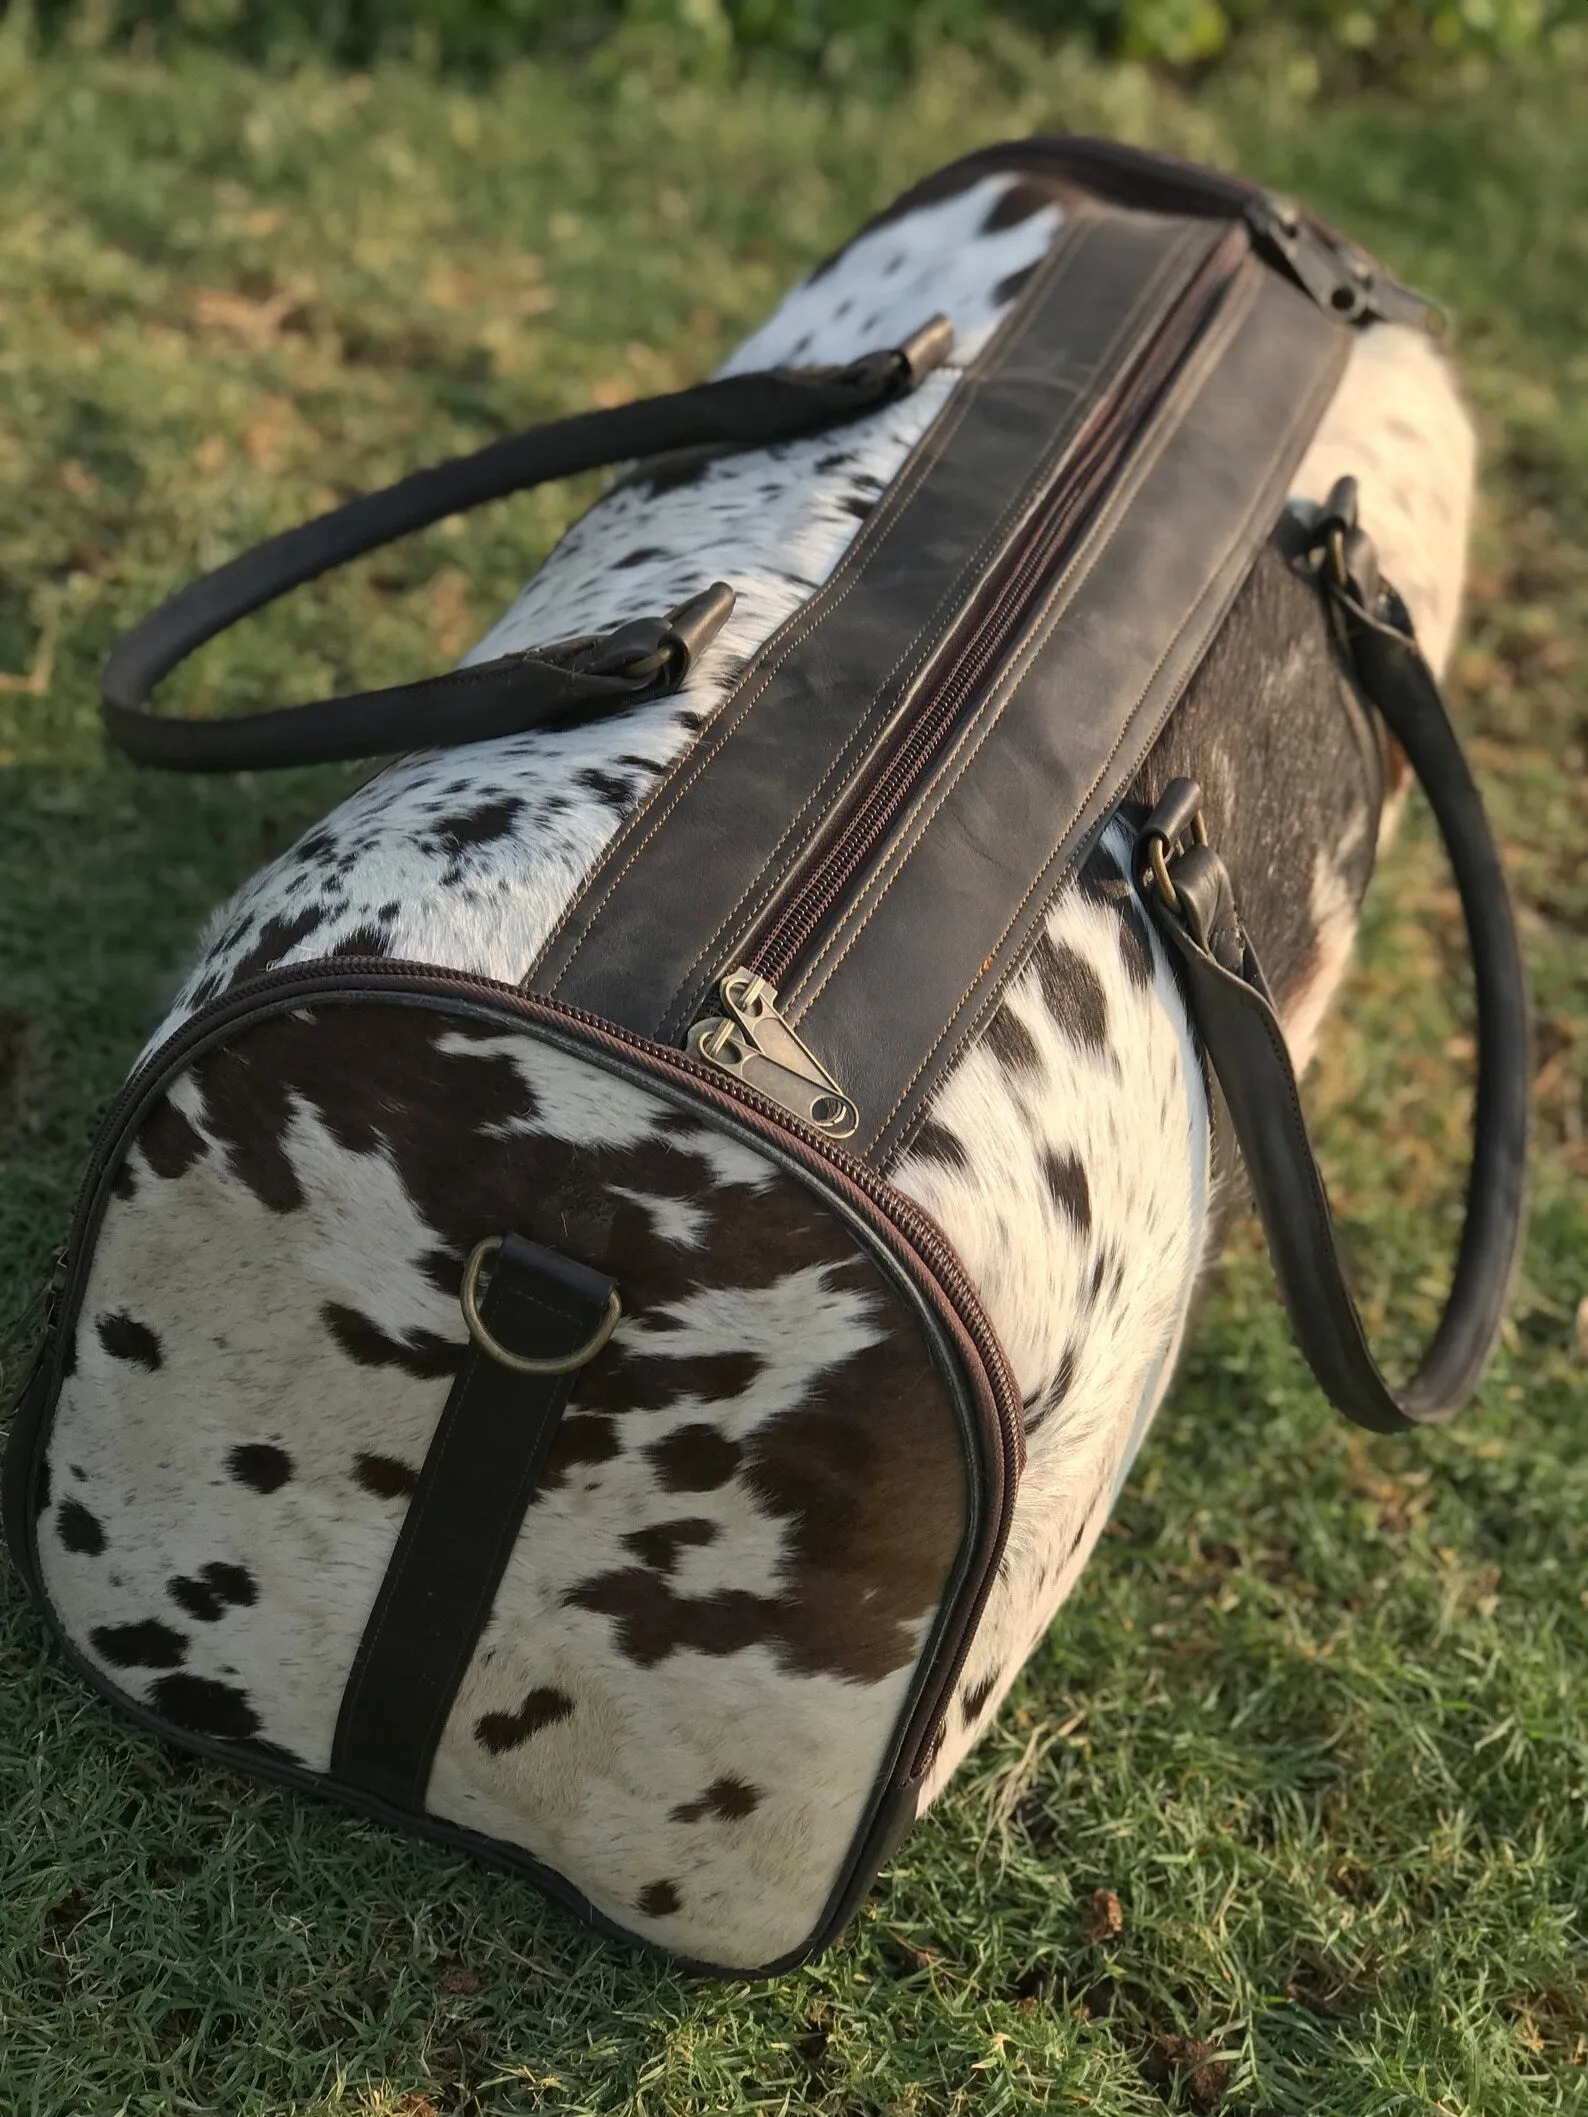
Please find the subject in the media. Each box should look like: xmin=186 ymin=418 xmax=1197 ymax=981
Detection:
xmin=687 ymin=969 xmax=859 ymax=1141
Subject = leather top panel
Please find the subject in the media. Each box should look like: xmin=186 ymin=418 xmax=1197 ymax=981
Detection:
xmin=529 ymin=191 xmax=1348 ymax=1168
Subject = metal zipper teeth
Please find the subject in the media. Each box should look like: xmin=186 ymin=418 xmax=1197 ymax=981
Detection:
xmin=747 ymin=218 xmax=1252 ymax=991
xmin=51 ymin=956 xmax=1025 ymax=1774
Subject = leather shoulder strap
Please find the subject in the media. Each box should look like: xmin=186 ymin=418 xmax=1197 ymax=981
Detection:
xmin=1139 ymin=486 xmax=1529 ymax=1432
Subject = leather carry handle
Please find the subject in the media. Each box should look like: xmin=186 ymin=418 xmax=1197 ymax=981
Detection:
xmin=101 ymin=318 xmax=955 ymax=772
xmin=1140 ymin=486 xmax=1529 ymax=1433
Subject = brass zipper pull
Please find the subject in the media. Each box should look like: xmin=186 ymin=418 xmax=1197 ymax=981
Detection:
xmin=687 ymin=969 xmax=858 ymax=1141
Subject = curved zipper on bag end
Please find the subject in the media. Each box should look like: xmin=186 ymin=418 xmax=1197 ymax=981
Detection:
xmin=40 ymin=955 xmax=1024 ymax=1787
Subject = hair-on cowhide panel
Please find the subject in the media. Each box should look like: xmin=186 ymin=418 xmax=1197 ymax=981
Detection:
xmin=88 ymin=160 xmax=1473 ymax=1889
xmin=40 ymin=1004 xmax=967 ymax=1967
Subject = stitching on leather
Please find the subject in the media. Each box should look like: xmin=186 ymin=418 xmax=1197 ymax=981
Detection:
xmin=543 ymin=214 xmax=1101 ymax=1004
xmin=651 ymin=218 xmax=1200 ymax=1030
xmin=383 ymin=1279 xmax=590 ymax=1793
xmin=872 ymin=314 xmax=1348 ymax=1159
xmin=781 ymin=225 xmax=1219 ymax=1010
xmin=694 ymin=223 xmax=1202 ymax=1033
xmin=338 ymin=1279 xmax=588 ymax=1791
xmin=864 ymin=290 xmax=1348 ymax=1156
xmin=790 ymin=247 xmax=1252 ymax=1017
xmin=533 ymin=208 xmax=1105 ymax=1000
xmin=668 ymin=221 xmax=1203 ymax=1035
xmin=335 ymin=1356 xmax=482 ymax=1755
xmin=792 ymin=239 xmax=1250 ymax=1008
xmin=654 ymin=384 xmax=1008 ymax=1031
xmin=530 ymin=345 xmax=991 ymax=987
xmin=535 ymin=375 xmax=971 ymax=995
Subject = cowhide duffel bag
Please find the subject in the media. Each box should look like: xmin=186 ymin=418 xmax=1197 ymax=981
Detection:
xmin=2 ymin=136 xmax=1528 ymax=1974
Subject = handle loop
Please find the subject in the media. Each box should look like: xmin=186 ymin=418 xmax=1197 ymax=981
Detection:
xmin=101 ymin=317 xmax=954 ymax=773
xmin=1140 ymin=491 xmax=1529 ymax=1432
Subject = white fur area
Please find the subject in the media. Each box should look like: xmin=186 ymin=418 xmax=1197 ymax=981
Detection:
xmin=1290 ymin=320 xmax=1473 ymax=677
xmin=40 ymin=1014 xmax=967 ymax=1970
xmin=42 ymin=1086 xmax=450 ymax=1758
xmin=150 ymin=175 xmax=1065 ymax=1048
xmin=894 ymin=819 xmax=1212 ymax=1803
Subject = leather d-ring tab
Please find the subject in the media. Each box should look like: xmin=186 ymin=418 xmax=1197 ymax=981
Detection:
xmin=330 ymin=1234 xmax=618 ymax=1813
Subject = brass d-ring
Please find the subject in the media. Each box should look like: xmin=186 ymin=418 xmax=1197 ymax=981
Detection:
xmin=1148 ymin=837 xmax=1178 ymax=910
xmin=1145 ymin=809 xmax=1207 ymax=911
xmin=460 ymin=1238 xmax=622 ymax=1375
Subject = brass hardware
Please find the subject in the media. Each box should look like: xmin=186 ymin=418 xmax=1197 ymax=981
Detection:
xmin=460 ymin=1239 xmax=622 ymax=1375
xmin=1145 ymin=808 xmax=1207 ymax=912
xmin=688 ymin=968 xmax=859 ymax=1140
xmin=1325 ymin=522 xmax=1348 ymax=589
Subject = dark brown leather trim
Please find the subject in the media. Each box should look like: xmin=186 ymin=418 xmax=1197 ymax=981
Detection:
xmin=330 ymin=1233 xmax=618 ymax=1812
xmin=527 ymin=205 xmax=1223 ymax=1030
xmin=796 ymin=264 xmax=1351 ymax=1164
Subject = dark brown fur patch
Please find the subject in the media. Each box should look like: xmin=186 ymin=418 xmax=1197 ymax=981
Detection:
xmin=1029 ymin=934 xmax=1109 ymax=1051
xmin=624 ymin=1518 xmax=719 ymax=1572
xmin=95 ymin=1312 xmax=163 ymax=1372
xmin=908 ymin=1119 xmax=970 ymax=1171
xmin=227 ymin=1443 xmax=292 ymax=1493
xmin=169 ymin=1561 xmax=256 ymax=1621
xmin=352 ymin=1452 xmax=420 ymax=1500
xmin=540 ymin=1414 xmax=621 ymax=1486
xmin=985 ymin=1005 xmax=1042 ymax=1077
xmin=1042 ymin=1149 xmax=1092 ymax=1237
xmin=323 ymin=1302 xmax=462 ymax=1380
xmin=150 ymin=1672 xmax=260 ymax=1739
xmin=473 ymin=1686 xmax=575 ymax=1755
xmin=138 ymin=1095 xmax=206 ymax=1181
xmin=429 ymin=799 xmax=522 ymax=858
xmin=91 ymin=1619 xmax=187 ymax=1668
xmin=647 ymin=1425 xmax=742 ymax=1493
xmin=57 ymin=1500 xmax=105 ymax=1554
xmin=669 ymin=1775 xmax=762 ymax=1823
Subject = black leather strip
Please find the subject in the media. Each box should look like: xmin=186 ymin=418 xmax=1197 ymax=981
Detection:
xmin=850 ymin=135 xmax=1438 ymax=330
xmin=331 ymin=1234 xmax=618 ymax=1811
xmin=101 ymin=329 xmax=950 ymax=772
xmin=536 ymin=209 xmax=1349 ymax=1167
xmin=532 ymin=206 xmax=1222 ymax=1023
xmin=803 ymin=259 xmax=1350 ymax=1164
xmin=1143 ymin=576 xmax=1529 ymax=1432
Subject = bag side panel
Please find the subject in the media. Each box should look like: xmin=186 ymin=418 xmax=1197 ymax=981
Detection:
xmin=892 ymin=318 xmax=1475 ymax=1801
xmin=33 ymin=999 xmax=971 ymax=1968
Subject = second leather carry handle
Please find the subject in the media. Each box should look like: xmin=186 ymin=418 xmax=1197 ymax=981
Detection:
xmin=1139 ymin=511 xmax=1529 ymax=1434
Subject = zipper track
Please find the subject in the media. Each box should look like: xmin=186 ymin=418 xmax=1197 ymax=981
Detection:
xmin=748 ymin=218 xmax=1251 ymax=992
xmin=46 ymin=955 xmax=1023 ymax=1779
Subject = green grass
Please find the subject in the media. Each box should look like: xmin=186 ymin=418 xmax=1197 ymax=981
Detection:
xmin=0 ymin=19 xmax=1585 ymax=2115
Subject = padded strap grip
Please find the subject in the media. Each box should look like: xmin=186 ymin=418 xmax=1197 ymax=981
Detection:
xmin=1140 ymin=544 xmax=1529 ymax=1433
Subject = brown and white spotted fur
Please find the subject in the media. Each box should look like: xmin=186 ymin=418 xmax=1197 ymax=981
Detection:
xmin=34 ymin=164 xmax=1474 ymax=1965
